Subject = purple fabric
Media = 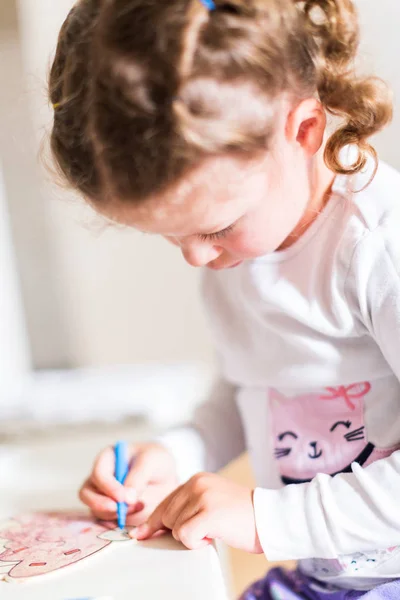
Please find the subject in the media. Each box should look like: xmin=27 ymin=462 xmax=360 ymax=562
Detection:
xmin=240 ymin=568 xmax=400 ymax=600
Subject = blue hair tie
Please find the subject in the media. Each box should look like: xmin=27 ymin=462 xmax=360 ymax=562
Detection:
xmin=200 ymin=0 xmax=216 ymax=10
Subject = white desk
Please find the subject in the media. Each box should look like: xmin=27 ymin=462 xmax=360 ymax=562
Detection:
xmin=0 ymin=424 xmax=229 ymax=600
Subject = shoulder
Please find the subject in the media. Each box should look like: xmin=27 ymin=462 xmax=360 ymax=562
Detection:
xmin=342 ymin=161 xmax=400 ymax=316
xmin=348 ymin=160 xmax=400 ymax=234
xmin=333 ymin=160 xmax=400 ymax=276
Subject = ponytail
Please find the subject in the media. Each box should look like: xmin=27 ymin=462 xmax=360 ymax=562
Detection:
xmin=299 ymin=0 xmax=392 ymax=175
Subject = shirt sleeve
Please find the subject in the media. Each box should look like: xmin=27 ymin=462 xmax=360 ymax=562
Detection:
xmin=158 ymin=377 xmax=246 ymax=482
xmin=254 ymin=452 xmax=400 ymax=561
xmin=254 ymin=220 xmax=400 ymax=561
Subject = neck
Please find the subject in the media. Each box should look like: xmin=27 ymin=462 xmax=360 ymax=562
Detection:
xmin=279 ymin=148 xmax=335 ymax=251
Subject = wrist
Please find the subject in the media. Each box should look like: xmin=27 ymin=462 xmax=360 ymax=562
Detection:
xmin=251 ymin=488 xmax=263 ymax=554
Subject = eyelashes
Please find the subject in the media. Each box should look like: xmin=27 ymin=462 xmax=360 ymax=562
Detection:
xmin=198 ymin=224 xmax=235 ymax=242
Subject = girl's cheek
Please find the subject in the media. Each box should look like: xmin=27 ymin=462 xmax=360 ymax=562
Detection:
xmin=223 ymin=240 xmax=259 ymax=259
xmin=226 ymin=230 xmax=274 ymax=258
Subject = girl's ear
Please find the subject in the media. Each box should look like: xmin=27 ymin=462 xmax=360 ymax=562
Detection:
xmin=285 ymin=98 xmax=326 ymax=157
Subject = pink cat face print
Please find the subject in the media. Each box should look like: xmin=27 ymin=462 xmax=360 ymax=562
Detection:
xmin=270 ymin=383 xmax=374 ymax=483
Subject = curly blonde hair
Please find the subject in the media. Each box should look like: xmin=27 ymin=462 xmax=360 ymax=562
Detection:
xmin=49 ymin=0 xmax=392 ymax=204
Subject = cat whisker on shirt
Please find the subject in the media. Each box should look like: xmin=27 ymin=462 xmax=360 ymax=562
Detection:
xmin=344 ymin=426 xmax=365 ymax=442
xmin=274 ymin=448 xmax=291 ymax=458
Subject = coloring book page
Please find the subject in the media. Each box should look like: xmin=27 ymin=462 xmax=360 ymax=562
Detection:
xmin=0 ymin=512 xmax=134 ymax=583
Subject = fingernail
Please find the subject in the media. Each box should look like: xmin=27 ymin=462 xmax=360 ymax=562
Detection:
xmin=135 ymin=524 xmax=149 ymax=539
xmin=129 ymin=528 xmax=138 ymax=539
xmin=125 ymin=489 xmax=138 ymax=505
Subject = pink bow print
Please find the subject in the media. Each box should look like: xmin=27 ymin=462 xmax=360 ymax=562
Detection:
xmin=320 ymin=382 xmax=371 ymax=410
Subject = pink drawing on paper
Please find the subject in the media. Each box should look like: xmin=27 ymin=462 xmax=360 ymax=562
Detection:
xmin=0 ymin=512 xmax=134 ymax=583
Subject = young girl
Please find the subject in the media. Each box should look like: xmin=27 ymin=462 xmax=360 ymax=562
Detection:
xmin=49 ymin=0 xmax=400 ymax=597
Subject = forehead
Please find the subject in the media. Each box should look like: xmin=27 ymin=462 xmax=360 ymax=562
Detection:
xmin=106 ymin=153 xmax=271 ymax=236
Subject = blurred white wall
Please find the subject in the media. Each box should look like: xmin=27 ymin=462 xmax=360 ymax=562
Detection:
xmin=0 ymin=163 xmax=31 ymax=385
xmin=356 ymin=0 xmax=400 ymax=168
xmin=1 ymin=0 xmax=399 ymax=370
xmin=0 ymin=0 xmax=73 ymax=370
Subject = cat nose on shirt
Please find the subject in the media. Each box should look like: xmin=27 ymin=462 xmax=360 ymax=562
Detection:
xmin=308 ymin=441 xmax=323 ymax=459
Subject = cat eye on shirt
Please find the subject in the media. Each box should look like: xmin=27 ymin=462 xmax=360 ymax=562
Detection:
xmin=330 ymin=420 xmax=351 ymax=432
xmin=278 ymin=431 xmax=298 ymax=441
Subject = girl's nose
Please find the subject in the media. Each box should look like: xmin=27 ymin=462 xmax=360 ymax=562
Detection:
xmin=181 ymin=242 xmax=222 ymax=267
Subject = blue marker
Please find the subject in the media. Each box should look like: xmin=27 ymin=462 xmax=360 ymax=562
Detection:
xmin=114 ymin=441 xmax=129 ymax=530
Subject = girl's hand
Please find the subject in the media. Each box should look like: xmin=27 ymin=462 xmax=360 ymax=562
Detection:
xmin=79 ymin=443 xmax=179 ymax=527
xmin=133 ymin=472 xmax=263 ymax=554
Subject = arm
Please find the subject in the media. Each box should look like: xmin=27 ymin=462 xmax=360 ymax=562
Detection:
xmin=255 ymin=221 xmax=400 ymax=561
xmin=159 ymin=378 xmax=246 ymax=481
xmin=255 ymin=452 xmax=400 ymax=560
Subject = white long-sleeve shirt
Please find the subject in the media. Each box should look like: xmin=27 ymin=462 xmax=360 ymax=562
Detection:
xmin=161 ymin=159 xmax=400 ymax=591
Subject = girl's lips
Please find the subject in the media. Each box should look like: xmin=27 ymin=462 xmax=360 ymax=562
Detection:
xmin=208 ymin=260 xmax=243 ymax=270
xmin=228 ymin=261 xmax=243 ymax=269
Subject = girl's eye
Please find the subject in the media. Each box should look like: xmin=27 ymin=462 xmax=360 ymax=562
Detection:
xmin=198 ymin=224 xmax=235 ymax=242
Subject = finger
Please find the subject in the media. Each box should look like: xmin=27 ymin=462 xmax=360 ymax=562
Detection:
xmin=173 ymin=511 xmax=212 ymax=550
xmin=123 ymin=450 xmax=158 ymax=498
xmin=135 ymin=486 xmax=184 ymax=540
xmin=126 ymin=494 xmax=172 ymax=528
xmin=130 ymin=528 xmax=168 ymax=540
xmin=91 ymin=447 xmax=126 ymax=503
xmin=137 ymin=481 xmax=179 ymax=509
xmin=130 ymin=501 xmax=145 ymax=513
xmin=91 ymin=509 xmax=118 ymax=521
xmin=79 ymin=480 xmax=117 ymax=515
xmin=125 ymin=506 xmax=152 ymax=528
xmin=134 ymin=501 xmax=169 ymax=539
xmin=93 ymin=506 xmax=143 ymax=525
xmin=168 ymin=498 xmax=201 ymax=543
xmin=126 ymin=481 xmax=180 ymax=528
xmin=171 ymin=504 xmax=199 ymax=538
